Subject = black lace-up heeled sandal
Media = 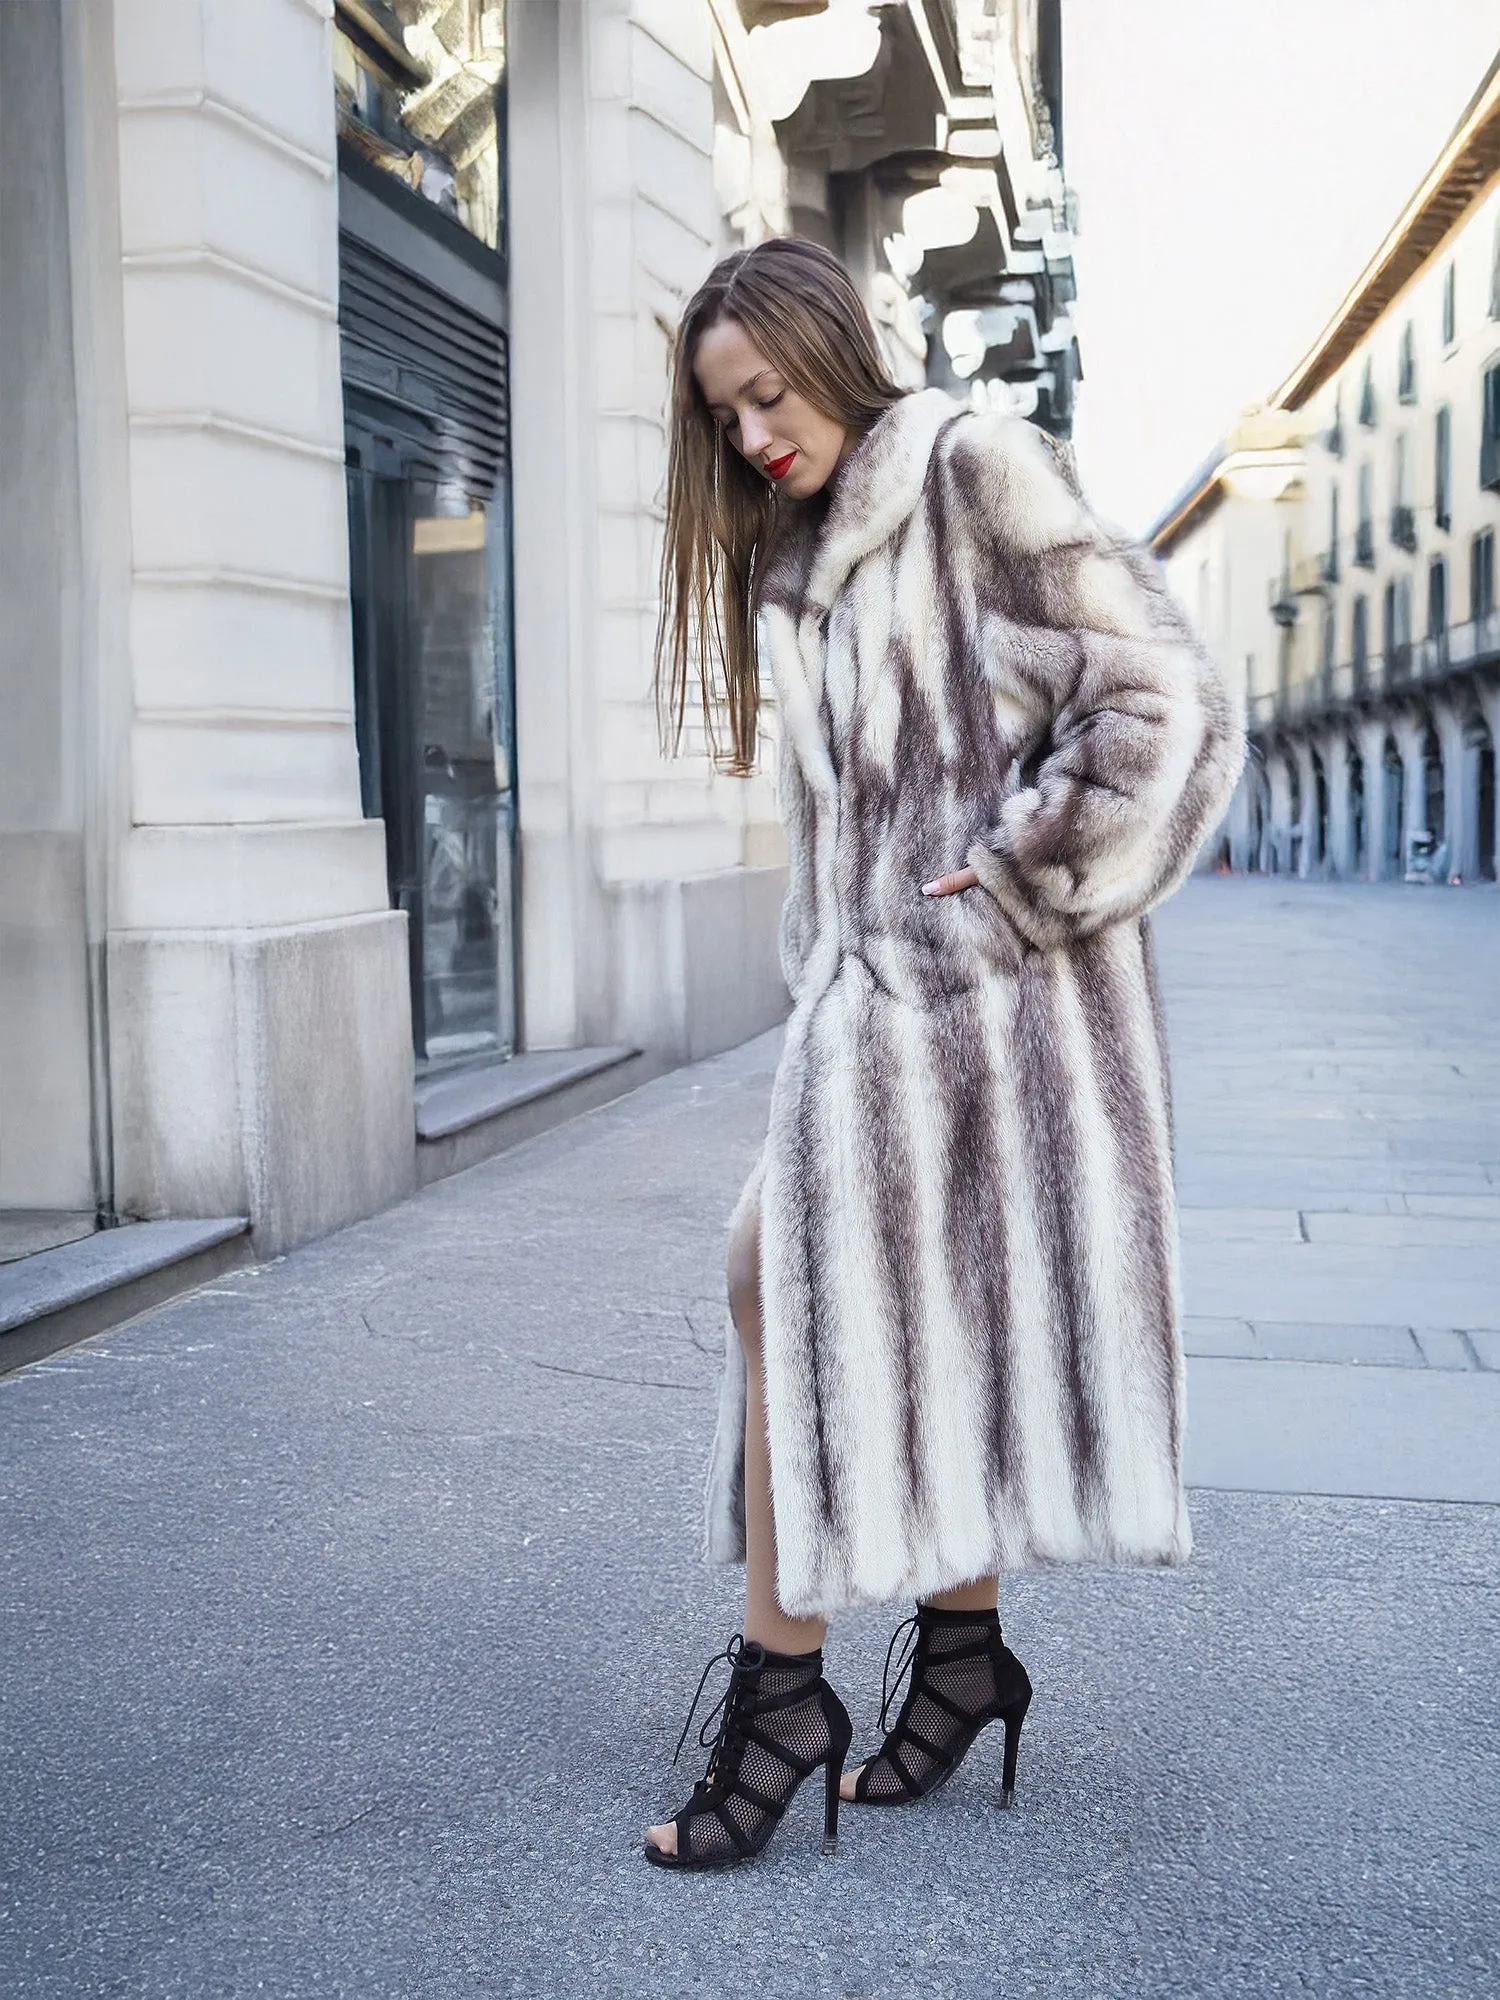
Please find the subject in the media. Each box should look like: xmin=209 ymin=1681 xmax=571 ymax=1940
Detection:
xmin=850 ymin=1604 xmax=1033 ymax=1808
xmin=645 ymin=1635 xmax=853 ymax=1871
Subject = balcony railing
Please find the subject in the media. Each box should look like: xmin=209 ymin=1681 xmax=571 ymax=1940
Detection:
xmin=1269 ymin=576 xmax=1298 ymax=626
xmin=1353 ymin=520 xmax=1376 ymax=566
xmin=1389 ymin=504 xmax=1417 ymax=551
xmin=1243 ymin=612 xmax=1500 ymax=732
xmin=1383 ymin=641 xmax=1413 ymax=686
xmin=1284 ymin=552 xmax=1331 ymax=595
xmin=1411 ymin=633 xmax=1448 ymax=682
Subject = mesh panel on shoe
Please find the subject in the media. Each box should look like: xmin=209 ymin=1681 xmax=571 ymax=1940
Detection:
xmin=678 ymin=1659 xmax=831 ymax=1864
xmin=858 ymin=1618 xmax=1001 ymax=1804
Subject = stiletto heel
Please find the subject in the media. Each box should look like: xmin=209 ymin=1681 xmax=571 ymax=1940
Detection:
xmin=822 ymin=1681 xmax=852 ymax=1853
xmin=646 ymin=1636 xmax=854 ymax=1872
xmin=848 ymin=1604 xmax=1033 ymax=1809
xmin=999 ymin=1691 xmax=1030 ymax=1806
xmin=823 ymin=1750 xmax=843 ymax=1853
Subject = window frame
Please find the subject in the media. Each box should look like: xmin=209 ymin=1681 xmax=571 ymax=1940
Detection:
xmin=1358 ymin=353 xmax=1377 ymax=427
xmin=1472 ymin=527 xmax=1496 ymax=624
xmin=1323 ymin=387 xmax=1344 ymax=460
xmin=1426 ymin=554 xmax=1447 ymax=640
xmin=1397 ymin=320 xmax=1417 ymax=403
xmin=1319 ymin=598 xmax=1336 ymax=680
xmin=1354 ymin=461 xmax=1375 ymax=564
xmin=1481 ymin=358 xmax=1500 ymax=493
xmin=1351 ymin=594 xmax=1369 ymax=686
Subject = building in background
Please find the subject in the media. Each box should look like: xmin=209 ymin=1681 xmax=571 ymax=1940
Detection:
xmin=0 ymin=0 xmax=1078 ymax=1342
xmin=1152 ymin=54 xmax=1500 ymax=883
xmin=1150 ymin=407 xmax=1307 ymax=869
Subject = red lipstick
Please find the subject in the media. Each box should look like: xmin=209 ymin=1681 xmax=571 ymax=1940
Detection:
xmin=765 ymin=451 xmax=797 ymax=481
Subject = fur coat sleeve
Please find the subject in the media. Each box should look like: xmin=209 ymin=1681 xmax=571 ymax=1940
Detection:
xmin=951 ymin=416 xmax=1244 ymax=952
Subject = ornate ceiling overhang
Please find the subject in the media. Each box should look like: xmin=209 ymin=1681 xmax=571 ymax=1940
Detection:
xmin=723 ymin=0 xmax=1080 ymax=425
xmin=737 ymin=0 xmax=830 ymax=27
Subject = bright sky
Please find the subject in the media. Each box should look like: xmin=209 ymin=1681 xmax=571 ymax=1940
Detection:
xmin=1064 ymin=1 xmax=1500 ymax=536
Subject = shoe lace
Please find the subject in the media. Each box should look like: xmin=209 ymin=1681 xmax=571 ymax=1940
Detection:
xmin=671 ymin=1633 xmax=764 ymax=1777
xmin=877 ymin=1614 xmax=921 ymax=1733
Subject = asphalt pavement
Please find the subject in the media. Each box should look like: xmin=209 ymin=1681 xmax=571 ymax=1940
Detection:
xmin=1 ymin=878 xmax=1497 ymax=1998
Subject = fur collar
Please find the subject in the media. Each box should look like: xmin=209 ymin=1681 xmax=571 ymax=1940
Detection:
xmin=756 ymin=389 xmax=961 ymax=806
xmin=806 ymin=388 xmax=958 ymax=610
xmin=756 ymin=389 xmax=960 ymax=618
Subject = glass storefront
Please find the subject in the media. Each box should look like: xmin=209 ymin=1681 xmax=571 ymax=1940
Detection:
xmin=334 ymin=0 xmax=516 ymax=1071
xmin=333 ymin=0 xmax=507 ymax=252
xmin=344 ymin=433 xmax=517 ymax=1065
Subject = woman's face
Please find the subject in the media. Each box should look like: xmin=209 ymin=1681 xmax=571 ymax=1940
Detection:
xmin=693 ymin=315 xmax=854 ymax=501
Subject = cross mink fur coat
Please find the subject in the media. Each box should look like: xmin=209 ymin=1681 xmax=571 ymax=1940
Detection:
xmin=705 ymin=388 xmax=1243 ymax=1620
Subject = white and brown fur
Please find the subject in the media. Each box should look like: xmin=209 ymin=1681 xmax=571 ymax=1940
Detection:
xmin=706 ymin=390 xmax=1244 ymax=1620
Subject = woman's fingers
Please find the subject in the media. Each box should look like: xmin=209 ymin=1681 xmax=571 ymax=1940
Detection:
xmin=920 ymin=866 xmax=980 ymax=897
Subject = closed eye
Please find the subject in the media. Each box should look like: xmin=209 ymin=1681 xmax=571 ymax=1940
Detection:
xmin=717 ymin=391 xmax=785 ymax=432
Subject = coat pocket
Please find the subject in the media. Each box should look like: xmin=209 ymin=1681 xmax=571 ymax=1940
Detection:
xmin=946 ymin=879 xmax=1032 ymax=976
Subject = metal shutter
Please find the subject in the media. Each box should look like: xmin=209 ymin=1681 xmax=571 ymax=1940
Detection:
xmin=338 ymin=231 xmax=508 ymax=503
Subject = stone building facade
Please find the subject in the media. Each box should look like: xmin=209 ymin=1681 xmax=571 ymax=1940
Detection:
xmin=1152 ymin=56 xmax=1500 ymax=883
xmin=0 ymin=0 xmax=1078 ymax=1300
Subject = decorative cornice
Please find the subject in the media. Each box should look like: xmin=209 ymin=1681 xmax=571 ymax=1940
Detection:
xmin=707 ymin=0 xmax=754 ymax=134
xmin=118 ymin=87 xmax=335 ymax=181
xmin=625 ymin=97 xmax=714 ymax=164
xmin=121 ymin=248 xmax=337 ymax=321
xmin=132 ymin=568 xmax=348 ymax=603
xmin=1271 ymin=53 xmax=1500 ymax=410
xmin=904 ymin=0 xmax=960 ymax=111
xmin=1160 ymin=442 xmax=1312 ymax=556
xmin=734 ymin=0 xmax=827 ymax=28
xmin=130 ymin=411 xmax=345 ymax=464
xmin=135 ymin=707 xmax=352 ymax=730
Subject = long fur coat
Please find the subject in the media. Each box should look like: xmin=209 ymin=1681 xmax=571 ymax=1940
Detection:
xmin=706 ymin=388 xmax=1244 ymax=1620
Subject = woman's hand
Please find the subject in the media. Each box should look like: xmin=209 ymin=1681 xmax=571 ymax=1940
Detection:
xmin=920 ymin=866 xmax=979 ymax=898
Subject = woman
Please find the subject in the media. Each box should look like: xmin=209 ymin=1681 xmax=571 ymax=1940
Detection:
xmin=645 ymin=237 xmax=1242 ymax=1871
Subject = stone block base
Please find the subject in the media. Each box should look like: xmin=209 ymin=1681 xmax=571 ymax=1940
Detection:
xmin=109 ymin=912 xmax=415 ymax=1255
xmin=608 ymin=864 xmax=789 ymax=1065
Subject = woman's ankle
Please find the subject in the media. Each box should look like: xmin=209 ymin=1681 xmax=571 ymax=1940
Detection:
xmin=920 ymin=1577 xmax=999 ymax=1616
xmin=742 ymin=1615 xmax=827 ymax=1656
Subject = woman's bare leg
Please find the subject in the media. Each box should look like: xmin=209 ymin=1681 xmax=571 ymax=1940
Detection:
xmin=839 ymin=1574 xmax=999 ymax=1799
xmin=646 ymin=1202 xmax=825 ymax=1856
xmin=923 ymin=1576 xmax=998 ymax=1614
xmin=734 ymin=1214 xmax=828 ymax=1656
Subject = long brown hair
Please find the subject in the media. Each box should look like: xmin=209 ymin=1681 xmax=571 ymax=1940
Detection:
xmin=655 ymin=236 xmax=906 ymax=774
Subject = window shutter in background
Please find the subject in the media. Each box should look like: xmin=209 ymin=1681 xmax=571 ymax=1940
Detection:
xmin=338 ymin=232 xmax=509 ymax=504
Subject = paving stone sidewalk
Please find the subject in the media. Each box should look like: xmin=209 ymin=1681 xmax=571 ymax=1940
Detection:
xmin=1 ymin=879 xmax=1497 ymax=1998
